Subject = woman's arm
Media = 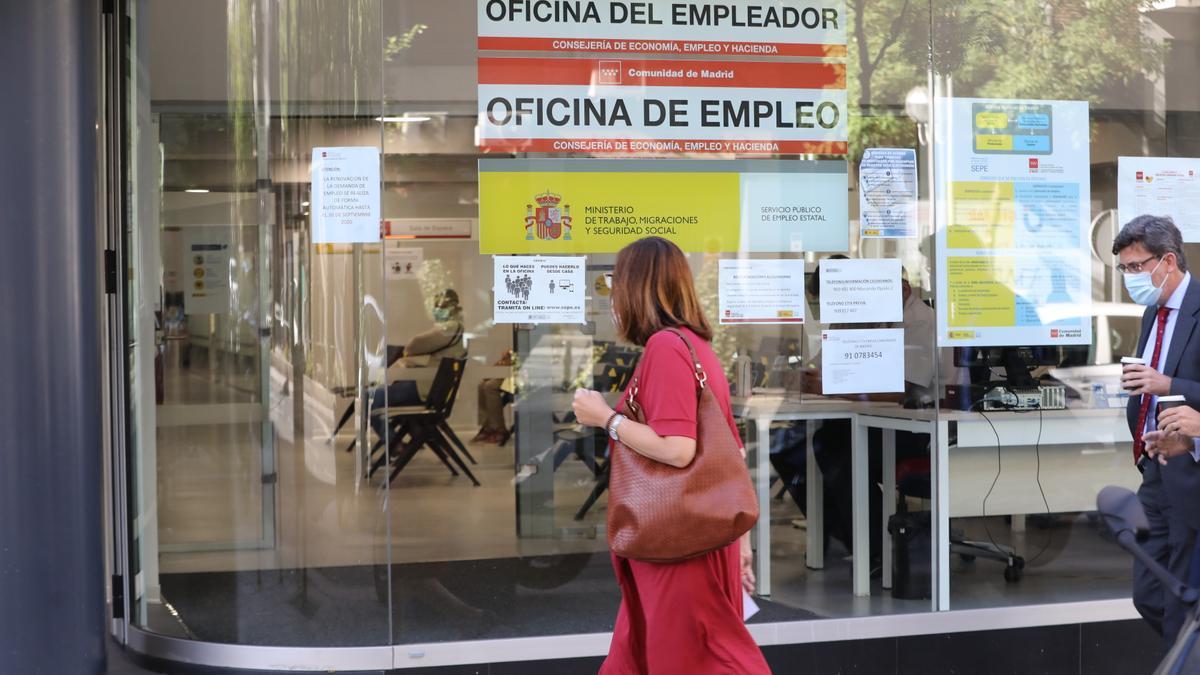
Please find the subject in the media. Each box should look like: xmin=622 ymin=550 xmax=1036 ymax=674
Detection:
xmin=572 ymin=390 xmax=696 ymax=468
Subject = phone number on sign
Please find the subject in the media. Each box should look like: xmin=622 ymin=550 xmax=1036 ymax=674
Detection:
xmin=842 ymin=351 xmax=884 ymax=360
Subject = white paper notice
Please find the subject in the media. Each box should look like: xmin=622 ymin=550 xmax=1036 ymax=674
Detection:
xmin=820 ymin=329 xmax=905 ymax=394
xmin=718 ymin=259 xmax=806 ymax=325
xmin=1118 ymin=157 xmax=1200 ymax=243
xmin=385 ymin=247 xmax=422 ymax=279
xmin=183 ymin=228 xmax=231 ymax=315
xmin=742 ymin=590 xmax=760 ymax=622
xmin=860 ymin=148 xmax=918 ymax=239
xmin=819 ymin=258 xmax=902 ymax=324
xmin=494 ymin=256 xmax=585 ymax=324
xmin=311 ymin=146 xmax=380 ymax=244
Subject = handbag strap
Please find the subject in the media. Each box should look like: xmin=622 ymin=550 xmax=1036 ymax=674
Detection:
xmin=662 ymin=328 xmax=708 ymax=390
xmin=623 ymin=328 xmax=707 ymax=416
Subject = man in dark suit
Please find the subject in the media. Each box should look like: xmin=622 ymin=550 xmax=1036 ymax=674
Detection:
xmin=1115 ymin=215 xmax=1200 ymax=643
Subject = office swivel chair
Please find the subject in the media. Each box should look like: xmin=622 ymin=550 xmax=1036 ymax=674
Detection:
xmin=894 ymin=455 xmax=1026 ymax=584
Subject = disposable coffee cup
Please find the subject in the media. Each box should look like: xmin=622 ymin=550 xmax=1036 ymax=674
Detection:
xmin=1158 ymin=395 xmax=1187 ymax=415
xmin=1121 ymin=356 xmax=1145 ymax=391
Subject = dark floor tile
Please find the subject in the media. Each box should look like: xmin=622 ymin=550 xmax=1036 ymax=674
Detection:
xmin=489 ymin=656 xmax=605 ymax=674
xmin=1081 ymin=619 xmax=1165 ymax=675
xmin=763 ymin=638 xmax=896 ymax=675
xmin=898 ymin=625 xmax=1078 ymax=675
xmin=386 ymin=666 xmax=483 ymax=675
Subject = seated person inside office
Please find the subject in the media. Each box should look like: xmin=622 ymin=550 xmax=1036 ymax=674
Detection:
xmin=369 ymin=288 xmax=465 ymax=440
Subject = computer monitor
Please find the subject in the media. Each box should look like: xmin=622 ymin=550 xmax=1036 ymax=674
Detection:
xmin=953 ymin=346 xmax=1063 ymax=388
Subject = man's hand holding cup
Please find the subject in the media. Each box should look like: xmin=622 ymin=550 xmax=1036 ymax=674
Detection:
xmin=1145 ymin=396 xmax=1199 ymax=464
xmin=1122 ymin=356 xmax=1172 ymax=397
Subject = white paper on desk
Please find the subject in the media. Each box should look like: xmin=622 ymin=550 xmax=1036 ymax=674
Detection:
xmin=819 ymin=258 xmax=902 ymax=324
xmin=742 ymin=590 xmax=760 ymax=622
xmin=821 ymin=328 xmax=905 ymax=394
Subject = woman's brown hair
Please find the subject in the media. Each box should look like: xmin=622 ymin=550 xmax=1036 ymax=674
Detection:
xmin=611 ymin=237 xmax=712 ymax=345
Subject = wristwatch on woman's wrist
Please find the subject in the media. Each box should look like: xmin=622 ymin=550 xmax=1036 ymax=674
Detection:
xmin=608 ymin=414 xmax=626 ymax=441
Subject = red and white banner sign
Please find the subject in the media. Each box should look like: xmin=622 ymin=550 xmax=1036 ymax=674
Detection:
xmin=477 ymin=0 xmax=846 ymax=58
xmin=477 ymin=57 xmax=848 ymax=155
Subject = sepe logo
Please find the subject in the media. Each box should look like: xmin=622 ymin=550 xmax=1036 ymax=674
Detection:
xmin=598 ymin=60 xmax=622 ymax=85
xmin=523 ymin=191 xmax=573 ymax=242
xmin=1028 ymin=158 xmax=1039 ymax=171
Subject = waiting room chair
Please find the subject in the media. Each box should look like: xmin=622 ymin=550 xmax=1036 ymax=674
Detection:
xmin=368 ymin=358 xmax=479 ymax=486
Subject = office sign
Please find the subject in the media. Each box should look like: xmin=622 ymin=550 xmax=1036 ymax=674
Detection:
xmin=477 ymin=0 xmax=847 ymax=58
xmin=311 ymin=146 xmax=380 ymax=244
xmin=382 ymin=218 xmax=472 ymax=240
xmin=183 ymin=228 xmax=231 ymax=315
xmin=1118 ymin=157 xmax=1200 ymax=243
xmin=478 ymin=159 xmax=846 ymax=254
xmin=477 ymin=57 xmax=847 ymax=155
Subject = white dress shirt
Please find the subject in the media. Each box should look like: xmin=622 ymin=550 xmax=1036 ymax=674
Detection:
xmin=1138 ymin=272 xmax=1200 ymax=460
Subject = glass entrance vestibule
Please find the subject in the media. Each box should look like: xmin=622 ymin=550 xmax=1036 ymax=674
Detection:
xmin=105 ymin=0 xmax=1200 ymax=670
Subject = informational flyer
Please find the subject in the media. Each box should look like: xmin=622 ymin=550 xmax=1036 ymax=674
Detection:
xmin=934 ymin=99 xmax=1091 ymax=347
xmin=494 ymin=256 xmax=586 ymax=324
xmin=820 ymin=328 xmax=904 ymax=394
xmin=385 ymin=247 xmax=422 ymax=280
xmin=479 ymin=159 xmax=847 ymax=254
xmin=819 ymin=258 xmax=902 ymax=324
xmin=477 ymin=58 xmax=847 ymax=156
xmin=183 ymin=228 xmax=231 ymax=315
xmin=477 ymin=0 xmax=847 ymax=58
xmin=1118 ymin=157 xmax=1200 ymax=242
xmin=311 ymin=146 xmax=380 ymax=244
xmin=859 ymin=148 xmax=918 ymax=239
xmin=718 ymin=258 xmax=806 ymax=324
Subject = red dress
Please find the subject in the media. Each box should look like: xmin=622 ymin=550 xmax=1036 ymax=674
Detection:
xmin=601 ymin=328 xmax=771 ymax=675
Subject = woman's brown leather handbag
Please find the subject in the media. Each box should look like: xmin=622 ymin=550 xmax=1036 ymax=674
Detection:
xmin=607 ymin=329 xmax=760 ymax=563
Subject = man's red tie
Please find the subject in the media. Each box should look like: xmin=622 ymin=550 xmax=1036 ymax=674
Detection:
xmin=1133 ymin=305 xmax=1172 ymax=462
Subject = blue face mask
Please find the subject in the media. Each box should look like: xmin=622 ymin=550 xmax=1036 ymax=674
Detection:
xmin=1123 ymin=258 xmax=1166 ymax=306
xmin=433 ymin=307 xmax=451 ymax=322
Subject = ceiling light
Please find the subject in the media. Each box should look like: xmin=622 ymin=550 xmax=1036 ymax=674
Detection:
xmin=376 ymin=115 xmax=432 ymax=123
xmin=184 ymin=188 xmax=210 ymax=193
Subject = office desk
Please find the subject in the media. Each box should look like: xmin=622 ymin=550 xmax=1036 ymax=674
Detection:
xmin=733 ymin=396 xmax=887 ymax=596
xmin=857 ymin=405 xmax=1137 ymax=609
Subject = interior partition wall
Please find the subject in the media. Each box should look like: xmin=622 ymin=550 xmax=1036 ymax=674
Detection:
xmin=107 ymin=0 xmax=1198 ymax=671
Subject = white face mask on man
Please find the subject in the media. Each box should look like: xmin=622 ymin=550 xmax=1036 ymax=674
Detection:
xmin=1123 ymin=257 xmax=1167 ymax=306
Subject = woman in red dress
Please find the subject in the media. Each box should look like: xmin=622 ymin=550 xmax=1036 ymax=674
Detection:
xmin=573 ymin=237 xmax=772 ymax=675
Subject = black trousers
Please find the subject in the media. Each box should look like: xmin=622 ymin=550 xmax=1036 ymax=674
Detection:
xmin=1134 ymin=458 xmax=1199 ymax=644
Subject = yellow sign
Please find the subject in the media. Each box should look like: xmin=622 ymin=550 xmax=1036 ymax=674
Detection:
xmin=946 ymin=256 xmax=1015 ymax=327
xmin=479 ymin=168 xmax=740 ymax=254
